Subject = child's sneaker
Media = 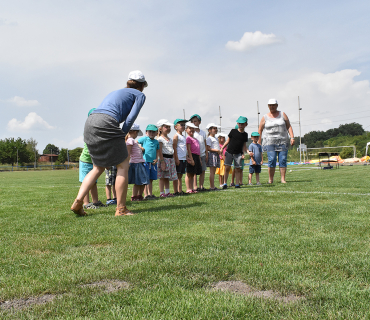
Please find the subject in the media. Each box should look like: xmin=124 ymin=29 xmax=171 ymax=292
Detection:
xmin=235 ymin=185 xmax=241 ymax=188
xmin=131 ymin=195 xmax=140 ymax=201
xmin=230 ymin=183 xmax=235 ymax=187
xmin=222 ymin=184 xmax=228 ymax=189
xmin=248 ymin=183 xmax=253 ymax=186
xmin=160 ymin=193 xmax=167 ymax=198
xmin=93 ymin=200 xmax=107 ymax=207
xmin=83 ymin=203 xmax=99 ymax=209
xmin=151 ymin=194 xmax=158 ymax=199
xmin=256 ymin=182 xmax=262 ymax=185
xmin=106 ymin=199 xmax=117 ymax=205
xmin=166 ymin=193 xmax=175 ymax=197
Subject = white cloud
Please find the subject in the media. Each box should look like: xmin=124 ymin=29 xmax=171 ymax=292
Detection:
xmin=7 ymin=112 xmax=54 ymax=131
xmin=6 ymin=96 xmax=40 ymax=107
xmin=226 ymin=31 xmax=281 ymax=52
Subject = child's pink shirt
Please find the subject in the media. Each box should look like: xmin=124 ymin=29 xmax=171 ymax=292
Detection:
xmin=126 ymin=137 xmax=145 ymax=163
xmin=219 ymin=143 xmax=226 ymax=158
xmin=186 ymin=136 xmax=200 ymax=155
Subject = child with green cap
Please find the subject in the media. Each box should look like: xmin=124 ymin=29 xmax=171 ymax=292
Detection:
xmin=248 ymin=132 xmax=263 ymax=185
xmin=138 ymin=124 xmax=160 ymax=199
xmin=173 ymin=118 xmax=188 ymax=195
xmin=220 ymin=116 xmax=249 ymax=189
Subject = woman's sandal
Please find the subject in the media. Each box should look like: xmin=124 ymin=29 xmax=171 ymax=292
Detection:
xmin=115 ymin=206 xmax=135 ymax=216
xmin=71 ymin=199 xmax=88 ymax=216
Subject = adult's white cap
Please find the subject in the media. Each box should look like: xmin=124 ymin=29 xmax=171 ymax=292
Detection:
xmin=185 ymin=122 xmax=198 ymax=129
xmin=130 ymin=123 xmax=143 ymax=136
xmin=216 ymin=133 xmax=227 ymax=138
xmin=268 ymin=98 xmax=278 ymax=105
xmin=156 ymin=119 xmax=173 ymax=127
xmin=206 ymin=123 xmax=221 ymax=130
xmin=128 ymin=70 xmax=148 ymax=87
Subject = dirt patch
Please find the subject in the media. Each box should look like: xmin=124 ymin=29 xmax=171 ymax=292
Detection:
xmin=79 ymin=280 xmax=130 ymax=292
xmin=0 ymin=280 xmax=129 ymax=311
xmin=212 ymin=281 xmax=304 ymax=303
xmin=0 ymin=294 xmax=57 ymax=311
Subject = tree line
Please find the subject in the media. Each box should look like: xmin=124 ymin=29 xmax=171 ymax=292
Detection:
xmin=0 ymin=139 xmax=83 ymax=165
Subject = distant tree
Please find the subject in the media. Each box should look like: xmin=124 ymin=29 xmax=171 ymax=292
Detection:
xmin=43 ymin=144 xmax=60 ymax=155
xmin=338 ymin=123 xmax=364 ymax=137
xmin=0 ymin=137 xmax=31 ymax=165
xmin=68 ymin=147 xmax=83 ymax=162
xmin=26 ymin=138 xmax=39 ymax=163
xmin=58 ymin=148 xmax=68 ymax=164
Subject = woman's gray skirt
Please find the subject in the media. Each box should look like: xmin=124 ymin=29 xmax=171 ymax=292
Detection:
xmin=84 ymin=113 xmax=128 ymax=167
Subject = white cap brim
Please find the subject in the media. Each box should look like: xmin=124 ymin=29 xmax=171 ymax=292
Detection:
xmin=185 ymin=122 xmax=198 ymax=129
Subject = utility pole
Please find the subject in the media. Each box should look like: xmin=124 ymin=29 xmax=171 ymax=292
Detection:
xmin=67 ymin=149 xmax=69 ymax=169
xmin=34 ymin=149 xmax=37 ymax=169
xmin=298 ymin=96 xmax=302 ymax=163
xmin=219 ymin=106 xmax=222 ymax=132
xmin=17 ymin=148 xmax=19 ymax=168
xmin=257 ymin=101 xmax=260 ymax=127
xmin=183 ymin=109 xmax=186 ymax=120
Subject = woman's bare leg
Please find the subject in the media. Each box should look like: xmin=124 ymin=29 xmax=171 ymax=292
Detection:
xmin=90 ymin=183 xmax=99 ymax=203
xmin=76 ymin=166 xmax=105 ymax=200
xmin=280 ymin=167 xmax=287 ymax=183
xmin=268 ymin=167 xmax=275 ymax=183
xmin=115 ymin=157 xmax=130 ymax=208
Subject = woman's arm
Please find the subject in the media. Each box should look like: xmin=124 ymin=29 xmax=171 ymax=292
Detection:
xmin=283 ymin=112 xmax=295 ymax=146
xmin=258 ymin=117 xmax=265 ymax=145
xmin=121 ymin=94 xmax=146 ymax=134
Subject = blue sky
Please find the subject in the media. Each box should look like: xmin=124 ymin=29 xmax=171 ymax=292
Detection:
xmin=1 ymin=0 xmax=369 ymax=152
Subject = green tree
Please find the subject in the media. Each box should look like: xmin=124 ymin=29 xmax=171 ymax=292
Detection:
xmin=43 ymin=144 xmax=60 ymax=155
xmin=26 ymin=138 xmax=39 ymax=163
xmin=69 ymin=147 xmax=83 ymax=162
xmin=0 ymin=137 xmax=31 ymax=165
xmin=58 ymin=148 xmax=68 ymax=164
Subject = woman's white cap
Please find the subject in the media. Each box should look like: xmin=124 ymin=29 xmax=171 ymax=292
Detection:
xmin=156 ymin=119 xmax=173 ymax=127
xmin=128 ymin=70 xmax=148 ymax=87
xmin=268 ymin=98 xmax=278 ymax=105
xmin=130 ymin=123 xmax=143 ymax=136
xmin=216 ymin=133 xmax=227 ymax=138
xmin=185 ymin=122 xmax=198 ymax=129
xmin=206 ymin=123 xmax=221 ymax=130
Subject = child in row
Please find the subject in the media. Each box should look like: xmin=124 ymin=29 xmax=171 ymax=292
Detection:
xmin=206 ymin=123 xmax=221 ymax=190
xmin=189 ymin=114 xmax=207 ymax=191
xmin=157 ymin=119 xmax=178 ymax=198
xmin=185 ymin=122 xmax=202 ymax=193
xmin=105 ymin=166 xmax=117 ymax=205
xmin=126 ymin=124 xmax=149 ymax=201
xmin=173 ymin=118 xmax=188 ymax=195
xmin=220 ymin=116 xmax=249 ymax=189
xmin=138 ymin=124 xmax=160 ymax=199
xmin=248 ymin=132 xmax=263 ymax=185
xmin=215 ymin=133 xmax=231 ymax=187
xmin=230 ymin=125 xmax=245 ymax=187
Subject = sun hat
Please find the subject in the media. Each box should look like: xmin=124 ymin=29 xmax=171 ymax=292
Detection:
xmin=189 ymin=114 xmax=201 ymax=121
xmin=185 ymin=122 xmax=198 ymax=129
xmin=216 ymin=133 xmax=227 ymax=138
xmin=88 ymin=108 xmax=96 ymax=117
xmin=130 ymin=123 xmax=143 ymax=136
xmin=156 ymin=119 xmax=173 ymax=127
xmin=206 ymin=123 xmax=221 ymax=130
xmin=268 ymin=98 xmax=278 ymax=105
xmin=251 ymin=132 xmax=260 ymax=137
xmin=174 ymin=119 xmax=188 ymax=125
xmin=146 ymin=124 xmax=158 ymax=131
xmin=236 ymin=116 xmax=248 ymax=124
xmin=128 ymin=70 xmax=148 ymax=87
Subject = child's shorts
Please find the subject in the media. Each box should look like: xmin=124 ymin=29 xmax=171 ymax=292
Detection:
xmin=157 ymin=157 xmax=178 ymax=181
xmin=143 ymin=162 xmax=158 ymax=180
xmin=200 ymin=155 xmax=207 ymax=172
xmin=224 ymin=151 xmax=243 ymax=169
xmin=187 ymin=153 xmax=202 ymax=175
xmin=128 ymin=162 xmax=149 ymax=185
xmin=105 ymin=166 xmax=117 ymax=186
xmin=249 ymin=164 xmax=261 ymax=174
xmin=176 ymin=160 xmax=187 ymax=174
xmin=207 ymin=151 xmax=220 ymax=168
xmin=79 ymin=160 xmax=98 ymax=183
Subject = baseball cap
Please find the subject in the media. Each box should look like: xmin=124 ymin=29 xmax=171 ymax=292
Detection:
xmin=251 ymin=132 xmax=260 ymax=137
xmin=146 ymin=124 xmax=158 ymax=131
xmin=130 ymin=123 xmax=143 ymax=136
xmin=216 ymin=133 xmax=227 ymax=138
xmin=185 ymin=122 xmax=198 ymax=129
xmin=128 ymin=70 xmax=148 ymax=87
xmin=156 ymin=119 xmax=173 ymax=127
xmin=206 ymin=123 xmax=221 ymax=130
xmin=236 ymin=116 xmax=248 ymax=124
xmin=174 ymin=119 xmax=188 ymax=125
xmin=189 ymin=114 xmax=201 ymax=121
xmin=268 ymin=98 xmax=278 ymax=105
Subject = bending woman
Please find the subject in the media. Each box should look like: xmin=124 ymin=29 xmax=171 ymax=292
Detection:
xmin=71 ymin=70 xmax=148 ymax=216
xmin=258 ymin=99 xmax=294 ymax=184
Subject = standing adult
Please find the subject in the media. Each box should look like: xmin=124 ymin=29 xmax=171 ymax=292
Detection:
xmin=258 ymin=99 xmax=294 ymax=183
xmin=71 ymin=70 xmax=148 ymax=217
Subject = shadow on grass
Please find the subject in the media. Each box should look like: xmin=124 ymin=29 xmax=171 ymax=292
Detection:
xmin=138 ymin=202 xmax=207 ymax=213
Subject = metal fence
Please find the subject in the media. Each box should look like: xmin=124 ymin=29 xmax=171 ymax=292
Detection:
xmin=0 ymin=164 xmax=77 ymax=172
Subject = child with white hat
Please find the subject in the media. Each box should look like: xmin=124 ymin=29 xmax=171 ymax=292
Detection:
xmin=206 ymin=123 xmax=221 ymax=190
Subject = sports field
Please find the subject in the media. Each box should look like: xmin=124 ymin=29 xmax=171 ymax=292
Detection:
xmin=1 ymin=166 xmax=369 ymax=319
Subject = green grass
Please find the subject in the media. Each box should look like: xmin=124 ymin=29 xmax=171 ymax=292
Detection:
xmin=1 ymin=166 xmax=370 ymax=319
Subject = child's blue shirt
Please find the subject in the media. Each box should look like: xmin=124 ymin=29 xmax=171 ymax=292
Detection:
xmin=137 ymin=136 xmax=159 ymax=163
xmin=249 ymin=142 xmax=262 ymax=165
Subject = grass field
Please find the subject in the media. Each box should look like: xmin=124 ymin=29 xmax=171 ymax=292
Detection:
xmin=1 ymin=165 xmax=370 ymax=319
